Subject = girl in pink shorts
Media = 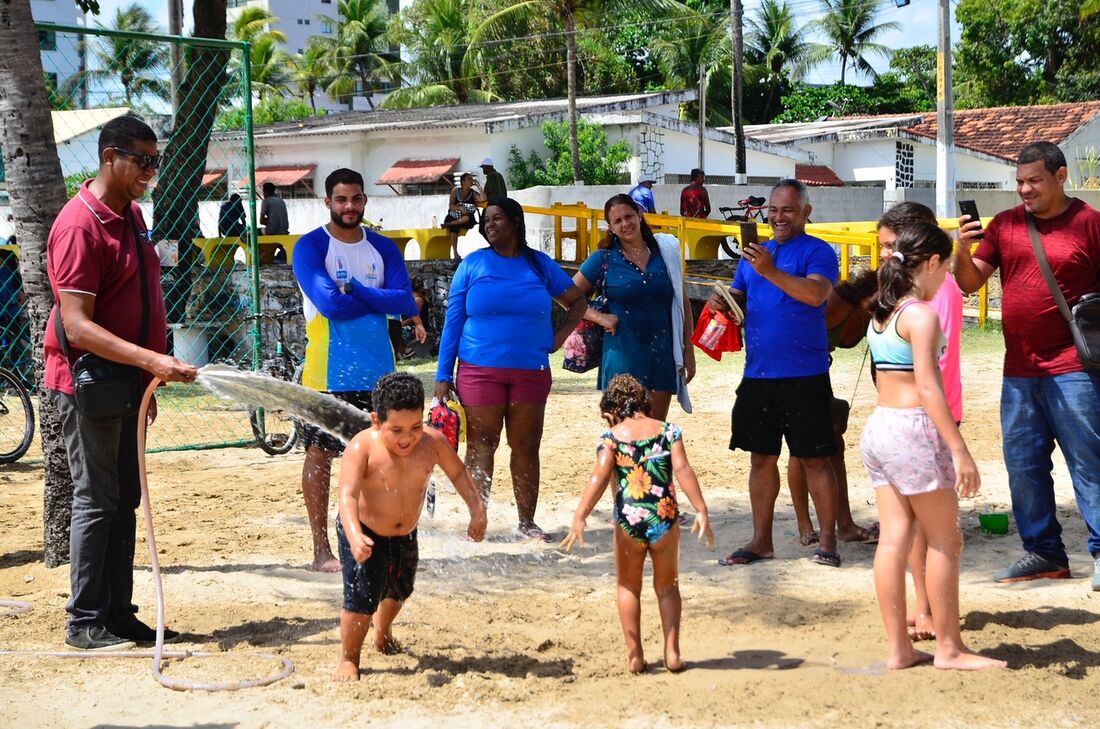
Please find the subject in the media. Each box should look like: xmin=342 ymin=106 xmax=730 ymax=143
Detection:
xmin=860 ymin=222 xmax=1005 ymax=672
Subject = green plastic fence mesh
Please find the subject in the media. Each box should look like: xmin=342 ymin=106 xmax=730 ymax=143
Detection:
xmin=12 ymin=23 xmax=292 ymax=453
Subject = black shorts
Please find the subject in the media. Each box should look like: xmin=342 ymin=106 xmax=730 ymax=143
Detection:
xmin=300 ymin=390 xmax=373 ymax=454
xmin=729 ymin=373 xmax=837 ymax=458
xmin=336 ymin=518 xmax=418 ymax=615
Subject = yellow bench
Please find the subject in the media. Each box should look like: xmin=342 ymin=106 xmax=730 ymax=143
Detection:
xmin=192 ymin=235 xmax=300 ymax=267
xmin=380 ymin=228 xmax=454 ymax=260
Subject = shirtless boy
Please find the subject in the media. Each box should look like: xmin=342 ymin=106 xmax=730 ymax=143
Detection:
xmin=333 ymin=372 xmax=487 ymax=681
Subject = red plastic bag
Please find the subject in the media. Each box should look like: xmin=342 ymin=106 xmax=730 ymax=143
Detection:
xmin=691 ymin=308 xmax=742 ymax=361
xmin=427 ymin=398 xmax=464 ymax=450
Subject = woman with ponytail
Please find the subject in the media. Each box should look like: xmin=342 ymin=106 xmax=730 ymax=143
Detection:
xmin=572 ymin=194 xmax=695 ymax=420
xmin=860 ymin=223 xmax=1004 ymax=671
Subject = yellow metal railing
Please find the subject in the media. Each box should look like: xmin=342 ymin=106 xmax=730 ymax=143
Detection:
xmin=181 ymin=205 xmax=993 ymax=325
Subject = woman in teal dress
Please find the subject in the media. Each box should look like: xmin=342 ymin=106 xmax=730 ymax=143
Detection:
xmin=573 ymin=194 xmax=695 ymax=419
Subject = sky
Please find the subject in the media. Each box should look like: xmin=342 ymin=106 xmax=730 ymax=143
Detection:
xmin=86 ymin=0 xmax=962 ymax=87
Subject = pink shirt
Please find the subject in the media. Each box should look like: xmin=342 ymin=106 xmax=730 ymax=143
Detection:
xmin=928 ymin=272 xmax=963 ymax=422
xmin=44 ymin=181 xmax=167 ymax=394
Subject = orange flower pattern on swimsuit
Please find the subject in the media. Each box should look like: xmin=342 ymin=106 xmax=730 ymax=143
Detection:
xmin=625 ymin=467 xmax=652 ymax=501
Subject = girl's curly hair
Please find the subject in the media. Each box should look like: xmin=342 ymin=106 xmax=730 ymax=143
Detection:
xmin=599 ymin=374 xmax=651 ymax=420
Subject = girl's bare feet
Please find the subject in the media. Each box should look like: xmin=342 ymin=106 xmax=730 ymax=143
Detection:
xmin=798 ymin=530 xmax=820 ymax=547
xmin=934 ymin=649 xmax=1007 ymax=671
xmin=333 ymin=659 xmax=360 ymax=681
xmin=907 ymin=612 xmax=935 ymax=641
xmin=664 ymin=653 xmax=685 ymax=673
xmin=627 ymin=652 xmax=647 ymax=674
xmin=886 ymin=648 xmax=934 ymax=670
xmin=374 ymin=633 xmax=402 ymax=655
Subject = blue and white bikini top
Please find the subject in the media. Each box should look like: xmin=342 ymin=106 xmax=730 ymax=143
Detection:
xmin=867 ymin=300 xmax=945 ymax=372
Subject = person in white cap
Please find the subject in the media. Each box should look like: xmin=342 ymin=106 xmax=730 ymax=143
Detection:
xmin=479 ymin=158 xmax=507 ymax=200
xmin=629 ymin=175 xmax=657 ymax=214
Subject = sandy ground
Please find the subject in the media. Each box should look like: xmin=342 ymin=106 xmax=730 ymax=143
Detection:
xmin=2 ymin=332 xmax=1099 ymax=729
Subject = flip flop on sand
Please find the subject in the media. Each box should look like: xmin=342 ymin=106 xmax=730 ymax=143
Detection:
xmin=718 ymin=548 xmax=772 ymax=566
xmin=810 ymin=548 xmax=842 ymax=568
xmin=841 ymin=524 xmax=879 ymax=544
xmin=799 ymin=530 xmax=820 ymax=547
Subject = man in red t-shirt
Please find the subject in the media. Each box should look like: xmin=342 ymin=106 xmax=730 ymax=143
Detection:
xmin=956 ymin=141 xmax=1100 ymax=590
xmin=46 ymin=116 xmax=198 ymax=652
xmin=679 ymin=168 xmax=711 ymax=219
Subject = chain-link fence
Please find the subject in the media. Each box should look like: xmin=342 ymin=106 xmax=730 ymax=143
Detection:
xmin=11 ymin=23 xmax=290 ymax=452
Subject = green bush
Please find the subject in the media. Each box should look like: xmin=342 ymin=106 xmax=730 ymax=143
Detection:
xmin=215 ymin=96 xmax=324 ymax=130
xmin=508 ymin=119 xmax=631 ymax=188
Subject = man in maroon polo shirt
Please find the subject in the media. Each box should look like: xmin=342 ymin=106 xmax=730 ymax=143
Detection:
xmin=46 ymin=116 xmax=198 ymax=651
xmin=956 ymin=141 xmax=1100 ymax=590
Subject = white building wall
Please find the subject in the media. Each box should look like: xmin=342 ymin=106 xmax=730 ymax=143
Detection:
xmin=833 ymin=140 xmax=896 ymax=185
xmin=1059 ymin=119 xmax=1100 ymax=185
xmin=34 ymin=0 xmax=84 ymax=91
xmin=56 ymin=131 xmax=100 ymax=179
xmin=910 ymin=145 xmax=1013 ymax=189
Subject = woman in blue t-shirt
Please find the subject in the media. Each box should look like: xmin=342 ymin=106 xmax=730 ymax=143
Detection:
xmin=572 ymin=194 xmax=696 ymax=419
xmin=435 ymin=197 xmax=587 ymax=540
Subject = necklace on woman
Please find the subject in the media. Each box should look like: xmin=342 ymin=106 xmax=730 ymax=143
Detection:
xmin=620 ymin=240 xmax=649 ymax=269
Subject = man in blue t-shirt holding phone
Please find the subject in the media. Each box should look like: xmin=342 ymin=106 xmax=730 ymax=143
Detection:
xmin=706 ymin=179 xmax=842 ymax=569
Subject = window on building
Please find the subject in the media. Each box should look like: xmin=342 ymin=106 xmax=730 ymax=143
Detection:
xmin=303 ymin=19 xmax=310 ymax=25
xmin=38 ymin=30 xmax=56 ymax=51
xmin=322 ymin=21 xmax=333 ymax=33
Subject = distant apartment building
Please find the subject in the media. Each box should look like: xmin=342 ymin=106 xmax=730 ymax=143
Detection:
xmin=226 ymin=0 xmax=405 ymax=112
xmin=33 ymin=0 xmax=85 ymax=98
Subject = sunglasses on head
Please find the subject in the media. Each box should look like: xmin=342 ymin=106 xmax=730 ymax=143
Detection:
xmin=109 ymin=146 xmax=161 ymax=171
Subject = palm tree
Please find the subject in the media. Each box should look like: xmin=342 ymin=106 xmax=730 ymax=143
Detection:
xmin=651 ymin=9 xmax=730 ymax=122
xmin=290 ymin=37 xmax=333 ymax=112
xmin=73 ymin=2 xmax=168 ymax=105
xmin=318 ymin=0 xmax=397 ymax=110
xmin=0 ymin=0 xmax=74 ymax=567
xmin=230 ymin=5 xmax=287 ymax=45
xmin=382 ymin=0 xmax=496 ymax=108
xmin=230 ymin=5 xmax=291 ymax=103
xmin=473 ymin=0 xmax=681 ymax=184
xmin=746 ymin=0 xmax=813 ymax=121
xmin=248 ymin=34 xmax=293 ymax=101
xmin=808 ymin=0 xmax=898 ymax=85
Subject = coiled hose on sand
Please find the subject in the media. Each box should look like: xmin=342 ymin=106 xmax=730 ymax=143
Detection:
xmin=1 ymin=377 xmax=295 ymax=691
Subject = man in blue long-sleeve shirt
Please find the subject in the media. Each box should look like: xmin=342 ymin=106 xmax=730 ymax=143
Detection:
xmin=292 ymin=168 xmax=418 ymax=571
xmin=628 ymin=175 xmax=657 ymax=214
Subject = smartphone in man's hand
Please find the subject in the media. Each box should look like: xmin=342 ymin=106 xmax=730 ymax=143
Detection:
xmin=958 ymin=199 xmax=984 ymax=239
xmin=740 ymin=221 xmax=759 ymax=248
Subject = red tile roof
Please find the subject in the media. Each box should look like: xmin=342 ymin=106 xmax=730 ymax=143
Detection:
xmin=376 ymin=158 xmax=459 ymax=185
xmin=904 ymin=102 xmax=1100 ymax=161
xmin=796 ymin=163 xmax=844 ymax=187
xmin=239 ymin=165 xmax=315 ymax=189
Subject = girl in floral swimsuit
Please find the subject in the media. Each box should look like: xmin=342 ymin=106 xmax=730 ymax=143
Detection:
xmin=561 ymin=374 xmax=714 ymax=674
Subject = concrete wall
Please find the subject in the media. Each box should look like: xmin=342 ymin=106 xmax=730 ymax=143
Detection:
xmin=834 ymin=140 xmax=896 ymax=186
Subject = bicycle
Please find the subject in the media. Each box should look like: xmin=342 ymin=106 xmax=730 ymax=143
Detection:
xmin=0 ymin=364 xmax=34 ymax=464
xmin=718 ymin=195 xmax=769 ymax=224
xmin=242 ymin=306 xmax=304 ymax=456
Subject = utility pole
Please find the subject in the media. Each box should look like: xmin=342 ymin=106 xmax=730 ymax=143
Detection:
xmin=168 ymin=0 xmax=185 ymax=114
xmin=730 ymin=0 xmax=746 ymax=184
xmin=935 ymin=0 xmax=955 ymax=218
xmin=698 ymin=62 xmax=706 ymax=170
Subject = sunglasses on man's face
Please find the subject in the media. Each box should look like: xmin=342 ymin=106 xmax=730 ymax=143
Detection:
xmin=109 ymin=146 xmax=161 ymax=171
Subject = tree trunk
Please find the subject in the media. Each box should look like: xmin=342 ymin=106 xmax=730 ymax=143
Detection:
xmin=565 ymin=13 xmax=582 ymax=184
xmin=731 ymin=0 xmax=746 ymax=177
xmin=0 ymin=0 xmax=76 ymax=568
xmin=151 ymin=0 xmax=230 ymax=325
